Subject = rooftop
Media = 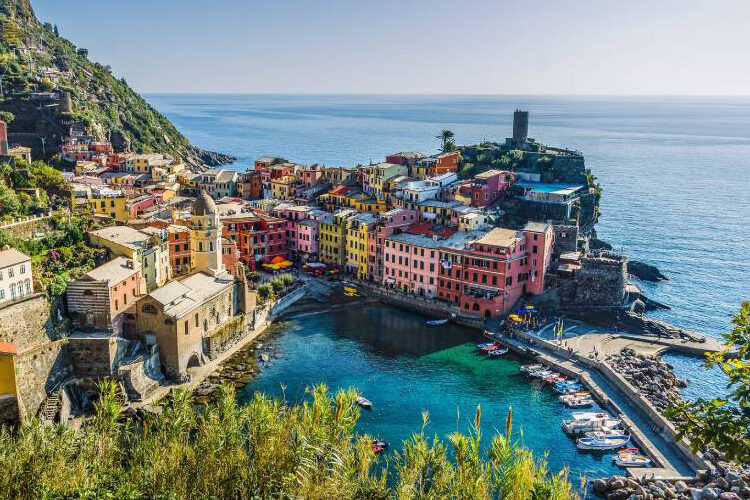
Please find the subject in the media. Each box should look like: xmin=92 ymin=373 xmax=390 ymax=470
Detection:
xmin=149 ymin=272 xmax=234 ymax=319
xmin=523 ymin=221 xmax=551 ymax=233
xmin=474 ymin=228 xmax=519 ymax=248
xmin=516 ymin=181 xmax=585 ymax=196
xmin=89 ymin=226 xmax=152 ymax=250
xmin=84 ymin=256 xmax=139 ymax=285
xmin=0 ymin=248 xmax=30 ymax=268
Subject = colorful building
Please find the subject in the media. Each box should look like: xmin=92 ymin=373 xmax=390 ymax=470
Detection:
xmin=470 ymin=169 xmax=513 ymax=207
xmin=345 ymin=213 xmax=378 ymax=279
xmin=65 ymin=256 xmax=142 ymax=334
xmin=319 ymin=208 xmax=355 ymax=268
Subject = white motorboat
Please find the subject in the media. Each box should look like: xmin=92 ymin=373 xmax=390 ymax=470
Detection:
xmin=563 ymin=413 xmax=622 ymax=435
xmin=520 ymin=364 xmax=544 ymax=373
xmin=488 ymin=347 xmax=509 ymax=356
xmin=613 ymin=449 xmax=651 ymax=467
xmin=426 ymin=318 xmax=449 ymax=326
xmin=577 ymin=434 xmax=630 ymax=450
xmin=584 ymin=429 xmax=626 ymax=438
xmin=559 ymin=391 xmax=591 ymax=402
xmin=563 ymin=398 xmax=594 ymax=409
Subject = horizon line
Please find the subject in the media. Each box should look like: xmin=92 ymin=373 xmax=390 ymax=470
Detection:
xmin=138 ymin=91 xmax=750 ymax=98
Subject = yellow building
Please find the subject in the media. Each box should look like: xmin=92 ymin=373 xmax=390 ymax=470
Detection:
xmin=0 ymin=343 xmax=17 ymax=399
xmin=319 ymin=209 xmax=355 ymax=268
xmin=270 ymin=175 xmax=297 ymax=200
xmin=354 ymin=197 xmax=388 ymax=214
xmin=88 ymin=188 xmax=129 ymax=223
xmin=345 ymin=213 xmax=378 ymax=279
xmin=368 ymin=162 xmax=408 ymax=196
xmin=74 ymin=160 xmax=99 ymax=175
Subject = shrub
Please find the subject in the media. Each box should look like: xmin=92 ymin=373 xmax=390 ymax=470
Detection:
xmin=256 ymin=283 xmax=273 ymax=302
xmin=0 ymin=382 xmax=578 ymax=500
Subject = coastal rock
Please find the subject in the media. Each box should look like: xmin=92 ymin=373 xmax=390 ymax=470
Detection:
xmin=628 ymin=260 xmax=668 ymax=282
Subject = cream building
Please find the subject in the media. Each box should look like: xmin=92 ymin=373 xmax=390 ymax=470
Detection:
xmin=0 ymin=249 xmax=33 ymax=304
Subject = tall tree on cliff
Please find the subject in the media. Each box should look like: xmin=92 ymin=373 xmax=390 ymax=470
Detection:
xmin=437 ymin=129 xmax=456 ymax=152
xmin=665 ymin=301 xmax=750 ymax=462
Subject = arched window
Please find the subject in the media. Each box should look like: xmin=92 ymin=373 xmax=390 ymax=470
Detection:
xmin=164 ymin=318 xmax=174 ymax=325
xmin=198 ymin=242 xmax=203 ymax=252
xmin=472 ymin=303 xmax=480 ymax=311
xmin=142 ymin=303 xmax=157 ymax=314
xmin=24 ymin=279 xmax=30 ymax=294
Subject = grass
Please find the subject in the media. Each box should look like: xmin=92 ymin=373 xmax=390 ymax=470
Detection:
xmin=0 ymin=382 xmax=578 ymax=499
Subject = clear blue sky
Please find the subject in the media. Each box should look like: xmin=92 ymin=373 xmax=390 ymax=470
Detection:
xmin=31 ymin=0 xmax=750 ymax=95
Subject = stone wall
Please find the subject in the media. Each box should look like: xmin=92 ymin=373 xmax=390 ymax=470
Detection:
xmin=14 ymin=339 xmax=72 ymax=418
xmin=67 ymin=335 xmax=117 ymax=378
xmin=0 ymin=293 xmax=54 ymax=348
xmin=117 ymin=345 xmax=164 ymax=402
xmin=0 ymin=212 xmax=57 ymax=240
xmin=573 ymin=253 xmax=627 ymax=306
xmin=203 ymin=316 xmax=246 ymax=359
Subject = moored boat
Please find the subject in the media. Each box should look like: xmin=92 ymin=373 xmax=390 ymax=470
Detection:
xmin=372 ymin=439 xmax=390 ymax=455
xmin=519 ymin=364 xmax=543 ymax=373
xmin=576 ymin=434 xmax=630 ymax=450
xmin=564 ymin=398 xmax=594 ymax=408
xmin=488 ymin=347 xmax=509 ymax=356
xmin=563 ymin=413 xmax=622 ymax=435
xmin=426 ymin=318 xmax=449 ymax=326
xmin=559 ymin=391 xmax=590 ymax=402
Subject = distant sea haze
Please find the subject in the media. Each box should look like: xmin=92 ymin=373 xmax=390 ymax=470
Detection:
xmin=147 ymin=93 xmax=750 ymax=396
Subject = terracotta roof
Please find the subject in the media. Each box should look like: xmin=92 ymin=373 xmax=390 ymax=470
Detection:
xmin=0 ymin=342 xmax=17 ymax=355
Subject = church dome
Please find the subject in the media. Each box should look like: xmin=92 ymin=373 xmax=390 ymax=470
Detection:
xmin=192 ymin=192 xmax=217 ymax=216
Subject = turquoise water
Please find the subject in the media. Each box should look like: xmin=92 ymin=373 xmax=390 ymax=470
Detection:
xmin=146 ymin=94 xmax=748 ymax=399
xmin=242 ymin=305 xmax=621 ymax=480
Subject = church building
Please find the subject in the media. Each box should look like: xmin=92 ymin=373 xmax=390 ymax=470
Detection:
xmin=135 ymin=193 xmax=256 ymax=380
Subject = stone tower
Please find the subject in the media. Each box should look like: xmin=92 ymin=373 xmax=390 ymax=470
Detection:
xmin=189 ymin=192 xmax=225 ymax=276
xmin=57 ymin=89 xmax=72 ymax=114
xmin=512 ymin=109 xmax=529 ymax=144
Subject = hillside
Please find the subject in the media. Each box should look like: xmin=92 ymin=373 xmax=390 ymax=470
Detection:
xmin=0 ymin=0 xmax=234 ymax=169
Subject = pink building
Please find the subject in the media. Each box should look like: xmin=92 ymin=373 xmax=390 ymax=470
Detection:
xmin=383 ymin=222 xmax=477 ymax=297
xmin=436 ymin=223 xmax=554 ymax=318
xmin=470 ymin=169 xmax=514 ymax=207
xmin=299 ymin=166 xmax=325 ymax=187
xmin=65 ymin=257 xmax=142 ymax=334
xmin=367 ymin=209 xmax=418 ymax=282
xmin=222 ymin=238 xmax=241 ymax=274
xmin=127 ymin=195 xmax=156 ymax=219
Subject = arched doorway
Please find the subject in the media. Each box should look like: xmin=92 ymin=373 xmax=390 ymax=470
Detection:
xmin=187 ymin=352 xmax=201 ymax=368
xmin=484 ymin=310 xmax=491 ymax=319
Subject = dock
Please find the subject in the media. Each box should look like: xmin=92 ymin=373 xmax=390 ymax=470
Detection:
xmin=488 ymin=328 xmax=706 ymax=480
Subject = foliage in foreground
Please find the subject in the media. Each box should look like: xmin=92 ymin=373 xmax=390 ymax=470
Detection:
xmin=666 ymin=301 xmax=750 ymax=462
xmin=0 ymin=383 xmax=577 ymax=500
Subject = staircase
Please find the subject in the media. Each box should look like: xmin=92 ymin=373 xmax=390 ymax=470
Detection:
xmin=41 ymin=391 xmax=60 ymax=424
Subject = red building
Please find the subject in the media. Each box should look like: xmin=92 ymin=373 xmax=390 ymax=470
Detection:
xmin=432 ymin=151 xmax=460 ymax=175
xmin=148 ymin=222 xmax=191 ymax=276
xmin=221 ymin=212 xmax=288 ymax=270
xmin=222 ymin=238 xmax=240 ymax=273
xmin=237 ymin=171 xmax=263 ymax=200
xmin=436 ymin=223 xmax=553 ymax=318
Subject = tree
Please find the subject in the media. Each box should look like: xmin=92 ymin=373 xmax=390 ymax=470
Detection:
xmin=437 ymin=129 xmax=456 ymax=153
xmin=76 ymin=47 xmax=88 ymax=59
xmin=665 ymin=302 xmax=750 ymax=462
xmin=54 ymin=24 xmax=59 ymax=37
xmin=0 ymin=111 xmax=14 ymax=124
xmin=256 ymin=283 xmax=273 ymax=302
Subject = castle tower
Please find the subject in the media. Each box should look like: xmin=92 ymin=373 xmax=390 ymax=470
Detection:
xmin=189 ymin=192 xmax=225 ymax=276
xmin=512 ymin=110 xmax=529 ymax=144
xmin=57 ymin=89 xmax=72 ymax=114
xmin=0 ymin=120 xmax=8 ymax=155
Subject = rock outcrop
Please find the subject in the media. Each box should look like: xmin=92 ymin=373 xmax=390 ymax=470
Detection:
xmin=608 ymin=347 xmax=687 ymax=412
xmin=629 ymin=260 xmax=669 ymax=282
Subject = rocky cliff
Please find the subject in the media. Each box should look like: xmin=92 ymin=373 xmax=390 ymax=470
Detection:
xmin=0 ymin=0 xmax=235 ymax=170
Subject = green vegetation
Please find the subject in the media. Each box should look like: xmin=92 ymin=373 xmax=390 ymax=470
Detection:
xmin=0 ymin=214 xmax=104 ymax=298
xmin=0 ymin=381 xmax=577 ymax=499
xmin=666 ymin=302 xmax=750 ymax=462
xmin=257 ymin=273 xmax=295 ymax=303
xmin=436 ymin=129 xmax=456 ymax=153
xmin=0 ymin=1 xmax=195 ymax=161
xmin=0 ymin=158 xmax=68 ymax=219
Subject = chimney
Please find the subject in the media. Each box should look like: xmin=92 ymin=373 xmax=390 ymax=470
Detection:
xmin=126 ymin=259 xmax=134 ymax=269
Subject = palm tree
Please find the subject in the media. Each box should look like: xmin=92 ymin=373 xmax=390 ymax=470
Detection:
xmin=437 ymin=129 xmax=456 ymax=152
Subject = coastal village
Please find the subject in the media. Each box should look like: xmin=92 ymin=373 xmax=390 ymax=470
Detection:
xmin=0 ymin=2 xmax=748 ymax=498
xmin=0 ymin=110 xmax=608 ymax=418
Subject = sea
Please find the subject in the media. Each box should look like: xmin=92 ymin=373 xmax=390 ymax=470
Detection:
xmin=146 ymin=94 xmax=749 ymax=474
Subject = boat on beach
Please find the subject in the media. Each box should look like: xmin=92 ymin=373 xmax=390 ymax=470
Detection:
xmin=356 ymin=396 xmax=372 ymax=409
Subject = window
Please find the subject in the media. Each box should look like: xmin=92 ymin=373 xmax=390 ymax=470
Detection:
xmin=19 ymin=265 xmax=25 ymax=274
xmin=0 ymin=290 xmax=4 ymax=299
xmin=9 ymin=284 xmax=15 ymax=300
xmin=143 ymin=303 xmax=157 ymax=314
xmin=506 ymin=276 xmax=513 ymax=286
xmin=8 ymin=268 xmax=13 ymax=278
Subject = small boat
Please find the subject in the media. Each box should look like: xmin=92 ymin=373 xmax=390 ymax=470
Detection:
xmin=614 ymin=453 xmax=651 ymax=467
xmin=563 ymin=413 xmax=621 ymax=435
xmin=520 ymin=364 xmax=543 ymax=373
xmin=372 ymin=439 xmax=390 ymax=455
xmin=476 ymin=342 xmax=497 ymax=350
xmin=544 ymin=375 xmax=566 ymax=384
xmin=559 ymin=391 xmax=590 ymax=402
xmin=577 ymin=434 xmax=630 ymax=451
xmin=479 ymin=343 xmax=502 ymax=352
xmin=554 ymin=383 xmax=584 ymax=394
xmin=584 ymin=429 xmax=627 ymax=438
xmin=488 ymin=347 xmax=509 ymax=356
xmin=426 ymin=318 xmax=449 ymax=326
xmin=564 ymin=398 xmax=594 ymax=409
xmin=356 ymin=396 xmax=372 ymax=409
